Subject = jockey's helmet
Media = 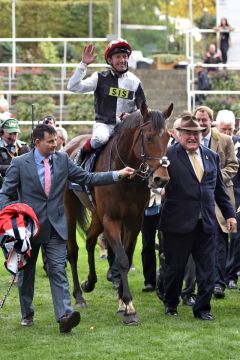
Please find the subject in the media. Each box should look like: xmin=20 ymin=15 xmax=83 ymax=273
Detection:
xmin=104 ymin=39 xmax=132 ymax=64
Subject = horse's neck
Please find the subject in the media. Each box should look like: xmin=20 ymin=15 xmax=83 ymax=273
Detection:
xmin=112 ymin=130 xmax=140 ymax=170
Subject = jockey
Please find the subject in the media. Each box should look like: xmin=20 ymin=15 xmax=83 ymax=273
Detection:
xmin=67 ymin=39 xmax=147 ymax=157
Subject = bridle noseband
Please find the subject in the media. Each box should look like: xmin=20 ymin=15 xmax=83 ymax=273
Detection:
xmin=115 ymin=122 xmax=170 ymax=180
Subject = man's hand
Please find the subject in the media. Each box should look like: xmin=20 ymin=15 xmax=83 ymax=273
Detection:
xmin=118 ymin=167 xmax=135 ymax=179
xmin=226 ymin=218 xmax=237 ymax=233
xmin=119 ymin=112 xmax=129 ymax=121
xmin=82 ymin=44 xmax=98 ymax=65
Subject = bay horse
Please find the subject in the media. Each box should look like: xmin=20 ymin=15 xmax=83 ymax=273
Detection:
xmin=64 ymin=102 xmax=173 ymax=325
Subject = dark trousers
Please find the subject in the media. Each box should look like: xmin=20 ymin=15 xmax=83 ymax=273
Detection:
xmin=226 ymin=231 xmax=240 ymax=283
xmin=181 ymin=254 xmax=196 ymax=298
xmin=163 ymin=220 xmax=215 ymax=315
xmin=221 ymin=46 xmax=228 ymax=64
xmin=141 ymin=213 xmax=161 ymax=286
xmin=214 ymin=226 xmax=228 ymax=289
xmin=18 ymin=228 xmax=72 ymax=321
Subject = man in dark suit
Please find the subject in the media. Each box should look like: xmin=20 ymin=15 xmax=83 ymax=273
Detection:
xmin=194 ymin=106 xmax=238 ymax=298
xmin=160 ymin=115 xmax=236 ymax=320
xmin=214 ymin=109 xmax=240 ymax=289
xmin=0 ymin=124 xmax=134 ymax=333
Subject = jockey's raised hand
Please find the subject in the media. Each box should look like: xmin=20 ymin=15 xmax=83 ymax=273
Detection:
xmin=82 ymin=44 xmax=98 ymax=65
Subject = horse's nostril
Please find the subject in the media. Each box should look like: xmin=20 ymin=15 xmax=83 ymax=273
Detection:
xmin=153 ymin=177 xmax=168 ymax=187
xmin=154 ymin=177 xmax=161 ymax=184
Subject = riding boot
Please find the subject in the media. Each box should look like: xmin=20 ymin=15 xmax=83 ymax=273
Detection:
xmin=76 ymin=138 xmax=93 ymax=165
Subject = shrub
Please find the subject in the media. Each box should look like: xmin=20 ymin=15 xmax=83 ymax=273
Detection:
xmin=14 ymin=96 xmax=56 ymax=121
xmin=205 ymin=70 xmax=240 ymax=117
xmin=155 ymin=53 xmax=185 ymax=64
xmin=16 ymin=73 xmax=55 ymax=90
xmin=67 ymin=94 xmax=95 ymax=121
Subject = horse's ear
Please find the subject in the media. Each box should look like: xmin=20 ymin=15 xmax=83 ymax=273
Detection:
xmin=163 ymin=103 xmax=174 ymax=120
xmin=140 ymin=101 xmax=150 ymax=121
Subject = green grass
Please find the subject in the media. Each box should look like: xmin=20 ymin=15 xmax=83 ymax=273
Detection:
xmin=1 ymin=234 xmax=240 ymax=360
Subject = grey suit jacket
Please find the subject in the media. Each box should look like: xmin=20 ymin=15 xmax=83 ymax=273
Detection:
xmin=0 ymin=150 xmax=118 ymax=243
xmin=210 ymin=129 xmax=238 ymax=232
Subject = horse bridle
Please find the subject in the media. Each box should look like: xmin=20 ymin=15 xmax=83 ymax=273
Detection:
xmin=115 ymin=121 xmax=170 ymax=180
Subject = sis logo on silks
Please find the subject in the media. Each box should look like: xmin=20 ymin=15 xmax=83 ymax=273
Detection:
xmin=109 ymin=87 xmax=131 ymax=99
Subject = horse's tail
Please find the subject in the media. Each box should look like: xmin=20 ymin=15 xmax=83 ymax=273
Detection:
xmin=76 ymin=199 xmax=89 ymax=236
xmin=64 ymin=189 xmax=89 ymax=237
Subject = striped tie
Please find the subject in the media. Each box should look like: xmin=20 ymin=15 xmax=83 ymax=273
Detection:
xmin=44 ymin=158 xmax=51 ymax=196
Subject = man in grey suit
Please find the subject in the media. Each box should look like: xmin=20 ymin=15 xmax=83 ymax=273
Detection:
xmin=0 ymin=124 xmax=134 ymax=333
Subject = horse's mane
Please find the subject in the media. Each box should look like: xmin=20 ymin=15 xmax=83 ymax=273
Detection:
xmin=112 ymin=109 xmax=165 ymax=140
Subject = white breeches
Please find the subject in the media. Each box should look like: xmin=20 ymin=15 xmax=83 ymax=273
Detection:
xmin=90 ymin=122 xmax=115 ymax=149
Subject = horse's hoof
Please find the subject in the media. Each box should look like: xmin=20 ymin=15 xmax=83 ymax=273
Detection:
xmin=116 ymin=310 xmax=124 ymax=318
xmin=81 ymin=280 xmax=95 ymax=293
xmin=123 ymin=313 xmax=139 ymax=326
xmin=75 ymin=298 xmax=88 ymax=308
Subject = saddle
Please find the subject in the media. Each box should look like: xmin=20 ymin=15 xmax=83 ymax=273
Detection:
xmin=68 ymin=145 xmax=103 ymax=210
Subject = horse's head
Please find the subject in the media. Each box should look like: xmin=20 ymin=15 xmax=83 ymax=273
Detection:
xmin=136 ymin=102 xmax=173 ymax=188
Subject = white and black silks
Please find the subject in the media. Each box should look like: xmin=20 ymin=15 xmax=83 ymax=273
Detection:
xmin=0 ymin=203 xmax=40 ymax=275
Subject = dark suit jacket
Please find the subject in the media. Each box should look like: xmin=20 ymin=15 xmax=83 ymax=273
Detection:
xmin=0 ymin=150 xmax=118 ymax=243
xmin=232 ymin=135 xmax=240 ymax=208
xmin=159 ymin=143 xmax=235 ymax=234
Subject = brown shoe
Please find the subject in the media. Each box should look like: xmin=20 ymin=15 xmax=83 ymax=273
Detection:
xmin=59 ymin=311 xmax=81 ymax=333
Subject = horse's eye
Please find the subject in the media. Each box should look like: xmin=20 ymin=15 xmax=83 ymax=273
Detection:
xmin=146 ymin=134 xmax=152 ymax=142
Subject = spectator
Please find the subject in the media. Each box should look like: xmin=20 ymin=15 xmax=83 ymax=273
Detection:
xmin=141 ymin=188 xmax=162 ymax=292
xmin=214 ymin=17 xmax=234 ymax=64
xmin=0 ymin=97 xmax=14 ymax=122
xmin=204 ymin=43 xmax=222 ymax=74
xmin=42 ymin=114 xmax=56 ymax=128
xmin=169 ymin=117 xmax=181 ymax=145
xmin=56 ymin=127 xmax=68 ymax=151
xmin=215 ymin=110 xmax=240 ymax=290
xmin=195 ymin=64 xmax=212 ymax=105
xmin=0 ymin=118 xmax=29 ymax=190
xmin=194 ymin=106 xmax=238 ymax=299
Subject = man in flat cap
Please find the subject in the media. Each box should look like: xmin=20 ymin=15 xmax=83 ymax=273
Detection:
xmin=0 ymin=118 xmax=29 ymax=190
xmin=160 ymin=115 xmax=236 ymax=320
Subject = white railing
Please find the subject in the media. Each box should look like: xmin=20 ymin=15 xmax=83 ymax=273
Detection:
xmin=187 ymin=62 xmax=240 ymax=111
xmin=0 ymin=37 xmax=110 ymax=126
xmin=0 ymin=62 xmax=101 ymax=126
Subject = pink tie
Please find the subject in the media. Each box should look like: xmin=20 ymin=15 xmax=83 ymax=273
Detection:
xmin=44 ymin=158 xmax=51 ymax=196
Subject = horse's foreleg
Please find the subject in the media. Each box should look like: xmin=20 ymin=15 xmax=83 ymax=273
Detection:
xmin=104 ymin=219 xmax=138 ymax=325
xmin=82 ymin=215 xmax=103 ymax=293
xmin=119 ymin=225 xmax=141 ymax=325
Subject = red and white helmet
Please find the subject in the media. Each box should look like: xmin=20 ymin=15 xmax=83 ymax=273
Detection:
xmin=104 ymin=39 xmax=132 ymax=64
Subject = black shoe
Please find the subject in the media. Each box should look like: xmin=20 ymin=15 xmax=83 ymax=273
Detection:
xmin=182 ymin=295 xmax=196 ymax=306
xmin=21 ymin=315 xmax=34 ymax=326
xmin=228 ymin=280 xmax=238 ymax=290
xmin=194 ymin=311 xmax=214 ymax=321
xmin=213 ymin=286 xmax=225 ymax=299
xmin=165 ymin=307 xmax=178 ymax=316
xmin=106 ymin=269 xmax=112 ymax=282
xmin=59 ymin=311 xmax=81 ymax=333
xmin=142 ymin=284 xmax=155 ymax=292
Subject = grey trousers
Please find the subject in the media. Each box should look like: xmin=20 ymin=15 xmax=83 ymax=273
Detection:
xmin=18 ymin=233 xmax=72 ymax=321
